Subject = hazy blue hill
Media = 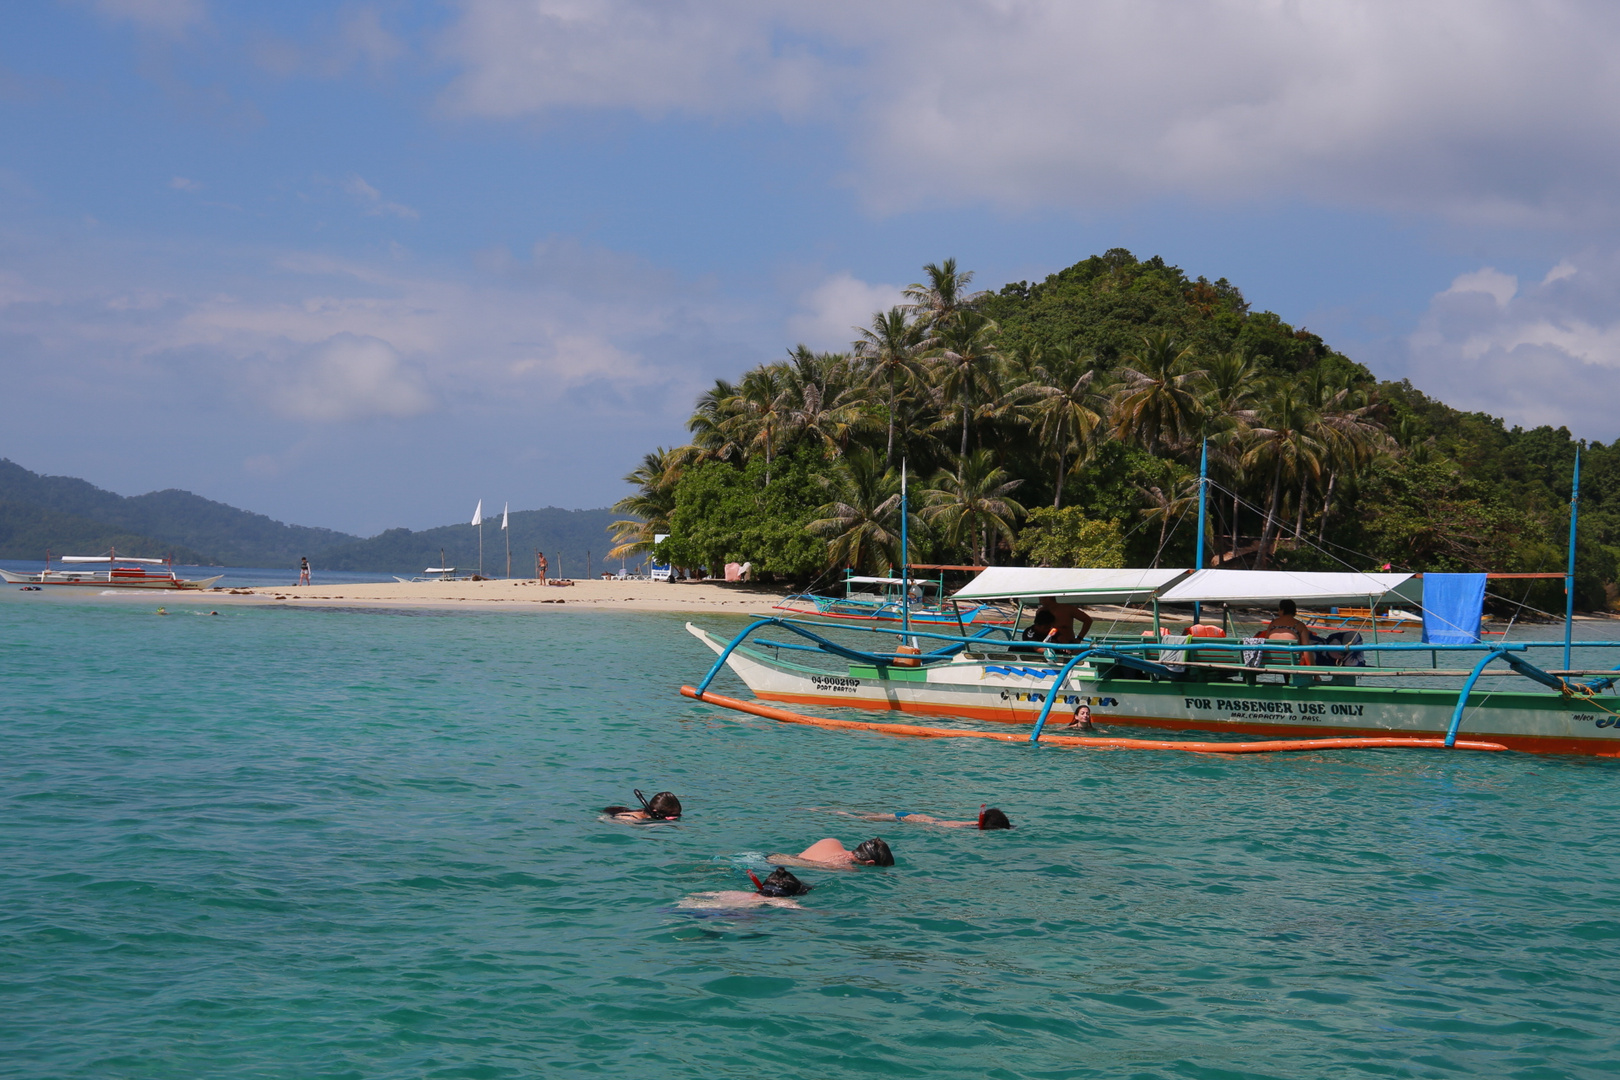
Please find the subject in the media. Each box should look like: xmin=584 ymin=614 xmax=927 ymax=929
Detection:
xmin=315 ymin=508 xmax=623 ymax=577
xmin=0 ymin=500 xmax=207 ymax=563
xmin=0 ymin=459 xmax=359 ymax=566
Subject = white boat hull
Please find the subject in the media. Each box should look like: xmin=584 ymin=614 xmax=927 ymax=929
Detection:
xmin=686 ymin=623 xmax=1620 ymax=756
xmin=1 ymin=568 xmax=224 ymax=590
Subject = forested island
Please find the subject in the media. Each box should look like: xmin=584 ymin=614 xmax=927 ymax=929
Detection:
xmin=613 ymin=250 xmax=1618 ymax=614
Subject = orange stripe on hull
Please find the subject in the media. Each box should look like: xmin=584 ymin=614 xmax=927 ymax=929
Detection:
xmin=744 ymin=689 xmax=1619 ymax=757
xmin=684 ymin=687 xmax=1508 ymax=754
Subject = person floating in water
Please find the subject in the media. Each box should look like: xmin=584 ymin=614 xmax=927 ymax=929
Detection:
xmin=677 ymin=868 xmax=811 ymax=910
xmin=156 ymin=607 xmax=168 ymax=616
xmin=767 ymin=837 xmax=893 ymax=868
xmin=602 ymin=789 xmax=681 ymax=823
xmin=834 ymin=806 xmax=1012 ymax=830
xmin=1067 ymin=702 xmax=1096 ymax=731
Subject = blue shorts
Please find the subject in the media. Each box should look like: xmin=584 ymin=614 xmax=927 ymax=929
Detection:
xmin=894 ymin=811 xmax=914 ymax=820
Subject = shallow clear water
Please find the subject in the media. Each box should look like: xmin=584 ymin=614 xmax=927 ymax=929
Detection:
xmin=3 ymin=598 xmax=1619 ymax=1079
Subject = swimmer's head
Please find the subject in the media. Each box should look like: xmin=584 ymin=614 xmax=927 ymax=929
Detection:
xmin=978 ymin=806 xmax=1012 ymax=830
xmin=753 ymin=867 xmax=811 ymax=897
xmin=636 ymin=789 xmax=681 ymax=820
xmin=851 ymin=837 xmax=894 ymax=866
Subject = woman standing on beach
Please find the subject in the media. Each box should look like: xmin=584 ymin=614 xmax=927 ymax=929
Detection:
xmin=537 ymin=551 xmax=548 ymax=583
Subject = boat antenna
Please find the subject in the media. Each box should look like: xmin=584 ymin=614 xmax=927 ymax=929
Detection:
xmin=1194 ymin=437 xmax=1208 ymax=624
xmin=900 ymin=456 xmax=910 ymax=639
xmin=1565 ymin=445 xmax=1581 ymax=670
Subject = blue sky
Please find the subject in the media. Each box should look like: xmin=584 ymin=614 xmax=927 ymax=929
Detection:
xmin=4 ymin=0 xmax=1620 ymax=535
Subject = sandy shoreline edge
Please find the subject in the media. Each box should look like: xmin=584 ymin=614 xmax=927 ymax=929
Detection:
xmin=184 ymin=577 xmax=793 ymax=614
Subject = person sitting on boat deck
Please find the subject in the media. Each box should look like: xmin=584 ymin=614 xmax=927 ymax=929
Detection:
xmin=1038 ymin=596 xmax=1094 ymax=644
xmin=602 ymin=789 xmax=682 ymax=823
xmin=767 ymin=837 xmax=894 ymax=868
xmin=677 ymin=868 xmax=810 ymax=910
xmin=838 ymin=806 xmax=1012 ymax=830
xmin=1260 ymin=600 xmax=1315 ymax=665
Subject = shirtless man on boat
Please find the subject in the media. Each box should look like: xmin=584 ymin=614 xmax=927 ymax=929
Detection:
xmin=1038 ymin=596 xmax=1093 ymax=644
xmin=767 ymin=837 xmax=894 ymax=868
xmin=1260 ymin=599 xmax=1315 ymax=665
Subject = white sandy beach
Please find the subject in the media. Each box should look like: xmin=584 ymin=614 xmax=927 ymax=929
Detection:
xmin=205 ymin=577 xmax=794 ymax=614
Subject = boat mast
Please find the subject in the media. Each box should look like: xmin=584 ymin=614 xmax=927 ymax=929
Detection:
xmin=900 ymin=457 xmax=910 ymax=639
xmin=1565 ymin=445 xmax=1581 ymax=670
xmin=1195 ymin=438 xmax=1208 ymax=624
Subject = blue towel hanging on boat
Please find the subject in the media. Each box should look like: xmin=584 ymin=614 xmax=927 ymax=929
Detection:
xmin=1422 ymin=573 xmax=1487 ymax=644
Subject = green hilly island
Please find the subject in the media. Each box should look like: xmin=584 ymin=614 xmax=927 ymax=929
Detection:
xmin=0 ymin=458 xmax=619 ymax=576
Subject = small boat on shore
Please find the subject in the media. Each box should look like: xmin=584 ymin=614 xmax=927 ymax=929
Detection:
xmin=1 ymin=551 xmax=222 ymax=590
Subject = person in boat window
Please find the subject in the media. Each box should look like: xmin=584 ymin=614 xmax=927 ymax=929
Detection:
xmin=602 ymin=789 xmax=681 ymax=822
xmin=299 ymin=556 xmax=311 ymax=585
xmin=1014 ymin=608 xmax=1057 ymax=650
xmin=1038 ymin=596 xmax=1094 ymax=644
xmin=767 ymin=837 xmax=894 ymax=868
xmin=836 ymin=806 xmax=1012 ymax=830
xmin=1260 ymin=600 xmax=1314 ymax=665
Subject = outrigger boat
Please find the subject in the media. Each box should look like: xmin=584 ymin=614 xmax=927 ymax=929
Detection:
xmin=682 ymin=447 xmax=1617 ymax=756
xmin=774 ymin=570 xmax=1015 ymax=627
xmin=1 ymin=550 xmax=222 ymax=590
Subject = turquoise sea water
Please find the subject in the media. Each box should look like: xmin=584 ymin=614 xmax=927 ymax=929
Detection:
xmin=4 ymin=596 xmax=1620 ymax=1079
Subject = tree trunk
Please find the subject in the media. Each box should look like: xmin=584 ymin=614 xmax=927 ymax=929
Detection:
xmin=886 ymin=378 xmax=896 ymax=468
xmin=1257 ymin=458 xmax=1283 ymax=569
xmin=1294 ymin=478 xmax=1308 ymax=540
xmin=1053 ymin=449 xmax=1065 ymax=509
xmin=960 ymin=400 xmax=970 ymax=462
xmin=1317 ymin=472 xmax=1337 ymax=545
xmin=1231 ymin=491 xmax=1240 ymax=564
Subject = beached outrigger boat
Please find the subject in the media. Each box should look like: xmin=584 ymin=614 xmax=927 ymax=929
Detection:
xmin=1 ymin=550 xmax=222 ymax=590
xmin=774 ymin=571 xmax=1015 ymax=627
xmin=685 ymin=566 xmax=1620 ymax=756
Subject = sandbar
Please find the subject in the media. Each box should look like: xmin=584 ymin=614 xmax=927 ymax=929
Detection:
xmin=202 ymin=576 xmax=791 ymax=614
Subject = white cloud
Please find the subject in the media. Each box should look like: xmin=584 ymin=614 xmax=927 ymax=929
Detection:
xmin=786 ymin=272 xmax=905 ymax=352
xmin=169 ymin=175 xmax=202 ymax=192
xmin=438 ymin=0 xmax=1620 ymax=225
xmin=1403 ymin=254 xmax=1620 ymax=437
xmin=343 ymin=174 xmax=419 ymax=220
xmin=1444 ymin=268 xmax=1517 ymax=307
xmin=264 ymin=333 xmax=432 ymax=422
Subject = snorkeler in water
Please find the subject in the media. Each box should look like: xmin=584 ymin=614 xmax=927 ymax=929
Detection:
xmin=677 ymin=868 xmax=811 ymax=910
xmin=602 ymin=789 xmax=681 ymax=823
xmin=766 ymin=837 xmax=894 ymax=869
xmin=834 ymin=806 xmax=1012 ymax=830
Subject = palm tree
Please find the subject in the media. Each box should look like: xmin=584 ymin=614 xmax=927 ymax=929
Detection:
xmin=687 ymin=378 xmax=742 ymax=461
xmin=809 ymin=448 xmax=916 ymax=574
xmin=1018 ymin=345 xmax=1105 ymax=508
xmin=1242 ymin=385 xmax=1325 ymax=568
xmin=904 ymin=257 xmax=979 ymax=329
xmin=1112 ymin=332 xmax=1207 ymax=457
xmin=922 ymin=449 xmax=1026 ymax=565
xmin=608 ymin=447 xmax=684 ymax=560
xmin=1138 ymin=476 xmax=1198 ymax=567
xmin=854 ymin=307 xmax=927 ymax=466
xmin=783 ymin=348 xmax=867 ymax=456
xmin=719 ymin=366 xmax=793 ymax=484
xmin=930 ymin=309 xmax=1002 ymax=462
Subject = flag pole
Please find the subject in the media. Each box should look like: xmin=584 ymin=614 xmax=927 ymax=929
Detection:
xmin=503 ymin=502 xmax=511 ymax=579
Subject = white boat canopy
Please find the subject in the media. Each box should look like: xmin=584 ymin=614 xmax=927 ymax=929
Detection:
xmin=1157 ymin=569 xmax=1422 ymax=606
xmin=845 ymin=576 xmax=936 ymax=587
xmin=59 ymin=555 xmax=165 ymax=564
xmin=951 ymin=567 xmax=1190 ymax=605
xmin=425 ymin=567 xmax=455 ymax=574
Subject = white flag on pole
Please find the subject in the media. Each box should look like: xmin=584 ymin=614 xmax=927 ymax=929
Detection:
xmin=471 ymin=500 xmax=482 ymax=526
xmin=501 ymin=503 xmax=508 ymax=530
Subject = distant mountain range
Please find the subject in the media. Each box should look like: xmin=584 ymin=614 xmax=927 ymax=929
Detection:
xmin=0 ymin=458 xmax=624 ymax=575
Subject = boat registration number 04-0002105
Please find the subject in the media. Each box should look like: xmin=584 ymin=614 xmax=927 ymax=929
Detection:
xmin=1184 ymin=697 xmax=1367 ymax=721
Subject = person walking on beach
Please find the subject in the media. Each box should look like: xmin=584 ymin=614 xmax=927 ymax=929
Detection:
xmin=299 ymin=557 xmax=311 ymax=586
xmin=537 ymin=551 xmax=548 ymax=584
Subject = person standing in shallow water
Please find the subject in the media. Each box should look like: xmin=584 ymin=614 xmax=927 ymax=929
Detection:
xmin=299 ymin=557 xmax=311 ymax=585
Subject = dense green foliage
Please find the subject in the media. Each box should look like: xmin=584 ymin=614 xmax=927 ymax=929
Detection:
xmin=616 ymin=251 xmax=1619 ymax=612
xmin=660 ymin=451 xmax=826 ymax=577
